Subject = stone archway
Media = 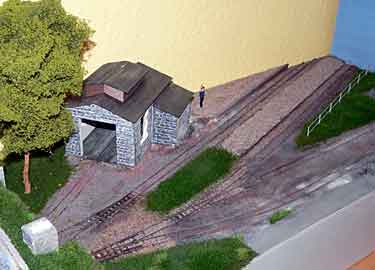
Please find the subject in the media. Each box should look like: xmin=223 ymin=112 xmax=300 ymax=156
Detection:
xmin=65 ymin=104 xmax=136 ymax=166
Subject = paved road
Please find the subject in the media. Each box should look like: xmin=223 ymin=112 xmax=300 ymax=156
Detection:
xmin=245 ymin=162 xmax=375 ymax=253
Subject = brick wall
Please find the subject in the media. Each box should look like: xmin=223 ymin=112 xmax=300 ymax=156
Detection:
xmin=103 ymin=84 xmax=126 ymax=102
xmin=83 ymin=84 xmax=104 ymax=97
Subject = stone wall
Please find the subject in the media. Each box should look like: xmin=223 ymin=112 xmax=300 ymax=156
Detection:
xmin=66 ymin=103 xmax=192 ymax=166
xmin=65 ymin=117 xmax=82 ymax=157
xmin=176 ymin=103 xmax=192 ymax=143
xmin=152 ymin=106 xmax=178 ymax=145
xmin=65 ymin=105 xmax=136 ymax=166
xmin=116 ymin=120 xmax=135 ymax=166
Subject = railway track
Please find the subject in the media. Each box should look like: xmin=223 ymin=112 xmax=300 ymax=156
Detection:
xmin=92 ymin=125 xmax=375 ymax=262
xmin=92 ymin=150 xmax=370 ymax=262
xmin=91 ymin=60 xmax=360 ymax=261
xmin=169 ymin=64 xmax=362 ymax=235
xmin=57 ymin=59 xmax=320 ymax=242
xmin=43 ymin=161 xmax=97 ymax=222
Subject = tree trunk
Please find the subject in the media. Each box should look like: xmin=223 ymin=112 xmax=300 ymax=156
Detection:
xmin=23 ymin=152 xmax=31 ymax=194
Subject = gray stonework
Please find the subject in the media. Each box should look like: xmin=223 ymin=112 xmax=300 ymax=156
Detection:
xmin=116 ymin=121 xmax=136 ymax=166
xmin=66 ymin=102 xmax=192 ymax=166
xmin=65 ymin=117 xmax=82 ymax=157
xmin=152 ymin=106 xmax=178 ymax=145
xmin=177 ymin=103 xmax=192 ymax=142
xmin=65 ymin=104 xmax=135 ymax=166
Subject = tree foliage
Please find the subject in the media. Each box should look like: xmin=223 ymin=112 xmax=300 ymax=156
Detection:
xmin=0 ymin=0 xmax=94 ymax=158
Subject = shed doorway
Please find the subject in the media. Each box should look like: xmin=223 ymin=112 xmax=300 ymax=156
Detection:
xmin=80 ymin=119 xmax=117 ymax=163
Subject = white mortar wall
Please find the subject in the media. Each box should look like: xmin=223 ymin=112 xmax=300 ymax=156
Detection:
xmin=245 ymin=191 xmax=375 ymax=270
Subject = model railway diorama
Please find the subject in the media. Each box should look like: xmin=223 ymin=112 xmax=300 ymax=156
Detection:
xmin=1 ymin=1 xmax=374 ymax=270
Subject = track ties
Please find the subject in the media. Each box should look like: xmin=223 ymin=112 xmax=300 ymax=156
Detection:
xmin=72 ymin=59 xmax=324 ymax=254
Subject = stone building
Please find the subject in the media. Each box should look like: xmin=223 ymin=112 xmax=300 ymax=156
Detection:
xmin=65 ymin=61 xmax=193 ymax=166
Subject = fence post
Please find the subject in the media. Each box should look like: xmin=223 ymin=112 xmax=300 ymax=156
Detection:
xmin=305 ymin=69 xmax=367 ymax=139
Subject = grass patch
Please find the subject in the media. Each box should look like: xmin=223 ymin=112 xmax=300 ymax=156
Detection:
xmin=0 ymin=187 xmax=97 ymax=270
xmin=4 ymin=144 xmax=72 ymax=214
xmin=269 ymin=209 xmax=292 ymax=224
xmin=104 ymin=237 xmax=256 ymax=270
xmin=146 ymin=147 xmax=237 ymax=213
xmin=296 ymin=72 xmax=375 ymax=147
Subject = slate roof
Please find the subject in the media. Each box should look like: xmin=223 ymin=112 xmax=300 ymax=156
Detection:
xmin=154 ymin=83 xmax=193 ymax=117
xmin=84 ymin=61 xmax=147 ymax=94
xmin=66 ymin=62 xmax=193 ymax=123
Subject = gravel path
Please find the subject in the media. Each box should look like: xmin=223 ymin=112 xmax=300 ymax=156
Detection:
xmin=169 ymin=123 xmax=375 ymax=242
xmin=86 ymin=123 xmax=375 ymax=256
xmin=42 ymin=64 xmax=286 ymax=234
xmin=191 ymin=65 xmax=286 ymax=120
xmin=84 ymin=63 xmax=370 ymax=255
xmin=222 ymin=56 xmax=344 ymax=155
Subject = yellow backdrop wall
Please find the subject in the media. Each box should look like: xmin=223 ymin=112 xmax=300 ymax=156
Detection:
xmin=1 ymin=0 xmax=340 ymax=90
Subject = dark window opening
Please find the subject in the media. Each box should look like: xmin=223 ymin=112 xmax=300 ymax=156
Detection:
xmin=140 ymin=116 xmax=144 ymax=137
xmin=81 ymin=118 xmax=116 ymax=130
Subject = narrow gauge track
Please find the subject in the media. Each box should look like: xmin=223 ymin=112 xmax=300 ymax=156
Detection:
xmin=44 ymin=161 xmax=97 ymax=222
xmin=92 ymin=126 xmax=373 ymax=262
xmin=91 ymin=62 xmax=362 ymax=261
xmin=170 ymin=63 xmax=358 ymax=222
xmin=58 ymin=59 xmax=320 ymax=241
xmin=242 ymin=65 xmax=357 ymax=163
xmin=92 ymin=151 xmax=370 ymax=262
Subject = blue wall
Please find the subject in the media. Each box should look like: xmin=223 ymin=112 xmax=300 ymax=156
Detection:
xmin=332 ymin=0 xmax=375 ymax=70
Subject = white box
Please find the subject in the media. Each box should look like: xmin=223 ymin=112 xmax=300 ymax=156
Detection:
xmin=21 ymin=218 xmax=58 ymax=255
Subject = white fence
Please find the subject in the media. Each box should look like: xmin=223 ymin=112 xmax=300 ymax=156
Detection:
xmin=306 ymin=69 xmax=369 ymax=136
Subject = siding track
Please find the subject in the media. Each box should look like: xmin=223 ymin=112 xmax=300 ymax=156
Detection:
xmin=91 ymin=59 xmax=362 ymax=262
xmin=58 ymin=59 xmax=320 ymax=242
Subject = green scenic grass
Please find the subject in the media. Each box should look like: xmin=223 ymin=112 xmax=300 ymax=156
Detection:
xmin=269 ymin=209 xmax=292 ymax=224
xmin=4 ymin=145 xmax=72 ymax=214
xmin=296 ymin=72 xmax=375 ymax=147
xmin=0 ymin=185 xmax=254 ymax=270
xmin=0 ymin=187 xmax=97 ymax=270
xmin=103 ymin=238 xmax=256 ymax=270
xmin=146 ymin=147 xmax=238 ymax=213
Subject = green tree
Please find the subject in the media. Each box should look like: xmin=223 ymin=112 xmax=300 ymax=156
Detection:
xmin=0 ymin=0 xmax=94 ymax=193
